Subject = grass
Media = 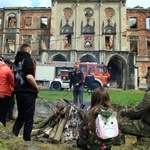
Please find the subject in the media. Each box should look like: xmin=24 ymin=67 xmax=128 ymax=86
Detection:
xmin=108 ymin=89 xmax=145 ymax=106
xmin=37 ymin=89 xmax=145 ymax=106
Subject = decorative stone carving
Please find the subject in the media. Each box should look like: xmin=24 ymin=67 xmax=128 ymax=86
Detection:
xmin=102 ymin=19 xmax=116 ymax=35
xmin=81 ymin=18 xmax=95 ymax=34
xmin=60 ymin=19 xmax=73 ymax=35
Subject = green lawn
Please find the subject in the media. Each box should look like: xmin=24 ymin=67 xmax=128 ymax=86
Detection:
xmin=37 ymin=89 xmax=145 ymax=106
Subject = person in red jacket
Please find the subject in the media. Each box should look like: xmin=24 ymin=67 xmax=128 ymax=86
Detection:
xmin=0 ymin=56 xmax=14 ymax=126
xmin=4 ymin=58 xmax=16 ymax=120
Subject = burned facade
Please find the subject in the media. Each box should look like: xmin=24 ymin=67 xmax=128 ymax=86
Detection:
xmin=126 ymin=6 xmax=150 ymax=88
xmin=50 ymin=0 xmax=129 ymax=89
xmin=0 ymin=1 xmax=149 ymax=89
xmin=0 ymin=7 xmax=51 ymax=57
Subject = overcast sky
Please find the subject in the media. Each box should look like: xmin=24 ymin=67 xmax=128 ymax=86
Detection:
xmin=0 ymin=0 xmax=149 ymax=8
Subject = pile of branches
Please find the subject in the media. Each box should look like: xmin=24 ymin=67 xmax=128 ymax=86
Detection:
xmin=31 ymin=99 xmax=130 ymax=144
xmin=32 ymin=99 xmax=85 ymax=144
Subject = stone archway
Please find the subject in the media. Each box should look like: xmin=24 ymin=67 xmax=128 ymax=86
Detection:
xmin=80 ymin=54 xmax=97 ymax=62
xmin=52 ymin=54 xmax=67 ymax=61
xmin=107 ymin=55 xmax=127 ymax=89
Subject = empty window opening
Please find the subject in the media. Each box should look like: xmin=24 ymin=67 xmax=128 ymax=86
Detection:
xmin=129 ymin=17 xmax=137 ymax=29
xmin=105 ymin=35 xmax=113 ymax=50
xmin=146 ymin=17 xmax=150 ymax=30
xmin=41 ymin=17 xmax=48 ymax=28
xmin=84 ymin=35 xmax=93 ymax=48
xmin=85 ymin=41 xmax=91 ymax=46
xmin=39 ymin=35 xmax=49 ymax=49
xmin=64 ymin=34 xmax=72 ymax=48
xmin=8 ymin=16 xmax=16 ymax=28
xmin=22 ymin=35 xmax=32 ymax=46
xmin=129 ymin=36 xmax=139 ymax=55
xmin=5 ymin=38 xmax=15 ymax=54
xmin=146 ymin=37 xmax=150 ymax=56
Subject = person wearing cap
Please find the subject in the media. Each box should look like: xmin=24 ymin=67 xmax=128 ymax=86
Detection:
xmin=0 ymin=56 xmax=14 ymax=126
xmin=4 ymin=58 xmax=16 ymax=120
xmin=117 ymin=70 xmax=150 ymax=144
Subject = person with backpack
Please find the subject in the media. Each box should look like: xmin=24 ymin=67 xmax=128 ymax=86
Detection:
xmin=12 ymin=43 xmax=39 ymax=141
xmin=0 ymin=56 xmax=14 ymax=126
xmin=77 ymin=87 xmax=116 ymax=150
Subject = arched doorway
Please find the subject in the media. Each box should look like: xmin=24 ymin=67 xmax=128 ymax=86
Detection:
xmin=80 ymin=54 xmax=97 ymax=62
xmin=52 ymin=54 xmax=67 ymax=61
xmin=107 ymin=55 xmax=127 ymax=89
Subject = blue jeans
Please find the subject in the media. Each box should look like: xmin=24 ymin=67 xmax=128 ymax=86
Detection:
xmin=73 ymin=85 xmax=84 ymax=107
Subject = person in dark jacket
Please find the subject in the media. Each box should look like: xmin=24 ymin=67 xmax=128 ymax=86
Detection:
xmin=85 ymin=72 xmax=95 ymax=94
xmin=119 ymin=69 xmax=150 ymax=143
xmin=68 ymin=63 xmax=84 ymax=107
xmin=12 ymin=43 xmax=39 ymax=141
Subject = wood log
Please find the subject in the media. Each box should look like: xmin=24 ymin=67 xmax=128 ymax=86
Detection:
xmin=33 ymin=106 xmax=65 ymax=129
xmin=33 ymin=103 xmax=67 ymax=129
xmin=52 ymin=117 xmax=67 ymax=143
xmin=37 ymin=133 xmax=45 ymax=138
xmin=47 ymin=123 xmax=59 ymax=143
xmin=47 ymin=106 xmax=69 ymax=143
xmin=31 ymin=129 xmax=41 ymax=136
xmin=43 ymin=127 xmax=53 ymax=137
xmin=52 ymin=106 xmax=69 ymax=143
xmin=33 ymin=114 xmax=54 ymax=129
xmin=34 ymin=117 xmax=43 ymax=124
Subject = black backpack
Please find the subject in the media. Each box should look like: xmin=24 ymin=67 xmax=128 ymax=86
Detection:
xmin=13 ymin=59 xmax=25 ymax=88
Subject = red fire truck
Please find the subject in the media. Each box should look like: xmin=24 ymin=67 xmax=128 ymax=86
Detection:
xmin=76 ymin=62 xmax=110 ymax=88
xmin=35 ymin=61 xmax=110 ymax=90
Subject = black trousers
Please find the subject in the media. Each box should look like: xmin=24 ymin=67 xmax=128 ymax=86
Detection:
xmin=12 ymin=92 xmax=36 ymax=141
xmin=7 ymin=93 xmax=15 ymax=117
xmin=0 ymin=96 xmax=11 ymax=126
